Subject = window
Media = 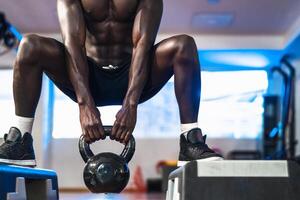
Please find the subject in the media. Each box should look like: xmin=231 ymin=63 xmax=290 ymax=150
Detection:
xmin=199 ymin=70 xmax=268 ymax=138
xmin=0 ymin=70 xmax=14 ymax=137
xmin=52 ymin=89 xmax=122 ymax=139
xmin=52 ymin=70 xmax=268 ymax=139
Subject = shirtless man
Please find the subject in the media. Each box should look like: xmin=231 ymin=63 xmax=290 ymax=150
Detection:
xmin=0 ymin=0 xmax=222 ymax=167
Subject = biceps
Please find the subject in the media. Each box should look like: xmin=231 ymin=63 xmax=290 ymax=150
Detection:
xmin=132 ymin=4 xmax=162 ymax=47
xmin=57 ymin=0 xmax=86 ymax=44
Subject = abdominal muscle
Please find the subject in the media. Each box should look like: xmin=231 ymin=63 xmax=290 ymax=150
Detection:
xmin=85 ymin=21 xmax=134 ymax=66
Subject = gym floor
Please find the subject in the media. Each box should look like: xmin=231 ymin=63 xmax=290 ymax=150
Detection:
xmin=60 ymin=192 xmax=165 ymax=200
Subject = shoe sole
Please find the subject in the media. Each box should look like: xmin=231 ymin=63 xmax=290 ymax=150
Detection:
xmin=177 ymin=156 xmax=224 ymax=167
xmin=0 ymin=158 xmax=36 ymax=167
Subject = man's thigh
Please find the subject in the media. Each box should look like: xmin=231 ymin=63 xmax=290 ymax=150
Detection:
xmin=139 ymin=36 xmax=179 ymax=103
xmin=35 ymin=36 xmax=73 ymax=89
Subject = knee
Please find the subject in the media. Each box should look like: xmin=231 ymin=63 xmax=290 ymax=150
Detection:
xmin=175 ymin=34 xmax=197 ymax=53
xmin=15 ymin=34 xmax=42 ymax=66
xmin=172 ymin=34 xmax=198 ymax=63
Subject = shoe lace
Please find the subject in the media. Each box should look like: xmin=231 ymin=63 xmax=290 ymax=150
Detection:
xmin=189 ymin=142 xmax=215 ymax=154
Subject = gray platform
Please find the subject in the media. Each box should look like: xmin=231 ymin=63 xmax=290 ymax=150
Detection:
xmin=166 ymin=160 xmax=300 ymax=200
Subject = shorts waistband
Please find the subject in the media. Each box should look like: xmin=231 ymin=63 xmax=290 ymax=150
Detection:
xmin=88 ymin=56 xmax=131 ymax=72
xmin=101 ymin=64 xmax=120 ymax=71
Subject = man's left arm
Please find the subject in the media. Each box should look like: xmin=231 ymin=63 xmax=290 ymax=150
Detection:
xmin=124 ymin=0 xmax=163 ymax=105
xmin=112 ymin=0 xmax=163 ymax=143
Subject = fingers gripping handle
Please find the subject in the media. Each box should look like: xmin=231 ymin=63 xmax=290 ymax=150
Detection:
xmin=79 ymin=127 xmax=111 ymax=163
xmin=103 ymin=126 xmax=113 ymax=137
xmin=78 ymin=126 xmax=135 ymax=163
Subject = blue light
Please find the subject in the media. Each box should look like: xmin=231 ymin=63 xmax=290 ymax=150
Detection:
xmin=8 ymin=25 xmax=23 ymax=41
xmin=206 ymin=52 xmax=269 ymax=68
xmin=208 ymin=0 xmax=220 ymax=5
xmin=199 ymin=50 xmax=283 ymax=70
xmin=269 ymin=127 xmax=279 ymax=138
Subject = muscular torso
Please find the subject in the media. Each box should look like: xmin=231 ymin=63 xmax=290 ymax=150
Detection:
xmin=81 ymin=0 xmax=139 ymax=65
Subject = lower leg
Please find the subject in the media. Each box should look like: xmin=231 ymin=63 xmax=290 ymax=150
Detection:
xmin=0 ymin=35 xmax=69 ymax=166
xmin=11 ymin=35 xmax=71 ymax=135
xmin=173 ymin=39 xmax=223 ymax=161
xmin=14 ymin=116 xmax=34 ymax=134
xmin=173 ymin=36 xmax=201 ymax=124
xmin=12 ymin=37 xmax=44 ymax=134
xmin=13 ymin=41 xmax=43 ymax=117
xmin=143 ymin=35 xmax=201 ymax=136
xmin=149 ymin=35 xmax=222 ymax=163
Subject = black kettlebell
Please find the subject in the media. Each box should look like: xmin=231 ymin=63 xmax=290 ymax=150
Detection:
xmin=78 ymin=126 xmax=135 ymax=193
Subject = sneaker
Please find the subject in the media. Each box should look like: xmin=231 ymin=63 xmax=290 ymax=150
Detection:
xmin=178 ymin=128 xmax=223 ymax=167
xmin=0 ymin=127 xmax=36 ymax=167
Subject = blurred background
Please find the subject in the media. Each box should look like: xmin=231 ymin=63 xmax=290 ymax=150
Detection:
xmin=0 ymin=0 xmax=300 ymax=199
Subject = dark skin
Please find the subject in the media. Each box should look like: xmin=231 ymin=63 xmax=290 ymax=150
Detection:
xmin=13 ymin=0 xmax=201 ymax=143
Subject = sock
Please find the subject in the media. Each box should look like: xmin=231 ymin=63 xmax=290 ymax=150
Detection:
xmin=14 ymin=116 xmax=34 ymax=135
xmin=181 ymin=122 xmax=198 ymax=138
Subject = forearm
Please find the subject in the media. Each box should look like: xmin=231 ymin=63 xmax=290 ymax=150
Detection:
xmin=124 ymin=42 xmax=150 ymax=106
xmin=57 ymin=0 xmax=94 ymax=107
xmin=64 ymin=42 xmax=94 ymax=106
xmin=124 ymin=0 xmax=162 ymax=106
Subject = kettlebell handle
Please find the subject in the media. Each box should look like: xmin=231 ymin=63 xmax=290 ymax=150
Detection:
xmin=79 ymin=126 xmax=135 ymax=164
xmin=103 ymin=126 xmax=113 ymax=136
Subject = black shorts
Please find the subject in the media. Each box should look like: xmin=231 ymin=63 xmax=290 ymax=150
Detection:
xmin=49 ymin=57 xmax=163 ymax=106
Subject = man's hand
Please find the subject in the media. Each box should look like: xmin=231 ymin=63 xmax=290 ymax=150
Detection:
xmin=112 ymin=104 xmax=137 ymax=144
xmin=79 ymin=104 xmax=105 ymax=143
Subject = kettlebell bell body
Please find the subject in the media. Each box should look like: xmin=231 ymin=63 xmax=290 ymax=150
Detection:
xmin=83 ymin=152 xmax=130 ymax=193
xmin=79 ymin=126 xmax=135 ymax=193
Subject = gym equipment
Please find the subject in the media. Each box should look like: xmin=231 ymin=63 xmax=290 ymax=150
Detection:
xmin=3 ymin=31 xmax=16 ymax=48
xmin=267 ymin=67 xmax=288 ymax=159
xmin=264 ymin=57 xmax=297 ymax=160
xmin=166 ymin=160 xmax=300 ymax=200
xmin=78 ymin=126 xmax=135 ymax=193
xmin=0 ymin=13 xmax=6 ymax=40
xmin=0 ymin=12 xmax=22 ymax=57
xmin=281 ymin=57 xmax=297 ymax=160
xmin=156 ymin=160 xmax=178 ymax=192
xmin=263 ymin=95 xmax=280 ymax=159
xmin=0 ymin=164 xmax=59 ymax=200
xmin=0 ymin=12 xmax=19 ymax=49
xmin=296 ymin=156 xmax=300 ymax=165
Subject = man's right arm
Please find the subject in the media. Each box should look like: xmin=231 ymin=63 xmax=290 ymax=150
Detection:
xmin=57 ymin=0 xmax=104 ymax=142
xmin=57 ymin=0 xmax=92 ymax=105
